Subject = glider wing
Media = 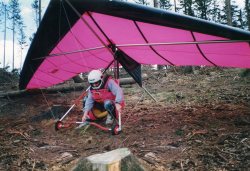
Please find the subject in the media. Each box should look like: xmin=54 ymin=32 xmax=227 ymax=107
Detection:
xmin=19 ymin=0 xmax=250 ymax=90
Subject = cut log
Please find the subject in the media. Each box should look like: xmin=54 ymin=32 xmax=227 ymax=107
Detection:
xmin=0 ymin=83 xmax=87 ymax=98
xmin=0 ymin=75 xmax=148 ymax=98
xmin=71 ymin=148 xmax=147 ymax=171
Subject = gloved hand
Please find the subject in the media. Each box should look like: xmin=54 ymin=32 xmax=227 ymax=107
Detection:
xmin=115 ymin=103 xmax=122 ymax=113
xmin=82 ymin=111 xmax=89 ymax=122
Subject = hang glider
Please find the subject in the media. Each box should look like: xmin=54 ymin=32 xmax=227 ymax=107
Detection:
xmin=19 ymin=0 xmax=250 ymax=90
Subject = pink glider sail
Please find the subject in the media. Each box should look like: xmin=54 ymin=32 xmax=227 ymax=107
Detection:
xmin=20 ymin=0 xmax=250 ymax=90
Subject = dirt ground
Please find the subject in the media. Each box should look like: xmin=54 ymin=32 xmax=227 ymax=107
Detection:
xmin=0 ymin=68 xmax=249 ymax=171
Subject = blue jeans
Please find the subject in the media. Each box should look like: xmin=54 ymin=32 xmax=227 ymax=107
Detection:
xmin=104 ymin=100 xmax=116 ymax=118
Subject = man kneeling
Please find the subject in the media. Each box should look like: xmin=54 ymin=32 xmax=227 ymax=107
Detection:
xmin=82 ymin=70 xmax=125 ymax=128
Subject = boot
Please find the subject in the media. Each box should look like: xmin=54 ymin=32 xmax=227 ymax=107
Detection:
xmin=105 ymin=114 xmax=114 ymax=125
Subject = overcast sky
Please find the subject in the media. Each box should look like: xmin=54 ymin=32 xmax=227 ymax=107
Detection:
xmin=0 ymin=0 xmax=246 ymax=70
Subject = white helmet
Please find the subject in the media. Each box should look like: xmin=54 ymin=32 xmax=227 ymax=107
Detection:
xmin=88 ymin=70 xmax=103 ymax=89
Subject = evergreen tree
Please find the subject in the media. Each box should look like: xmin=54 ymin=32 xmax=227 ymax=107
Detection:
xmin=0 ymin=2 xmax=9 ymax=68
xmin=159 ymin=0 xmax=172 ymax=10
xmin=0 ymin=3 xmax=4 ymax=38
xmin=30 ymin=0 xmax=40 ymax=42
xmin=177 ymin=0 xmax=196 ymax=73
xmin=233 ymin=9 xmax=245 ymax=29
xmin=179 ymin=0 xmax=195 ymax=16
xmin=134 ymin=0 xmax=149 ymax=5
xmin=0 ymin=2 xmax=3 ymax=23
xmin=194 ymin=0 xmax=213 ymax=20
xmin=31 ymin=0 xmax=39 ymax=28
xmin=0 ymin=2 xmax=3 ymax=68
xmin=246 ymin=0 xmax=250 ymax=30
xmin=210 ymin=0 xmax=222 ymax=23
xmin=221 ymin=0 xmax=240 ymax=26
xmin=8 ymin=0 xmax=26 ymax=70
xmin=231 ymin=1 xmax=241 ymax=27
xmin=17 ymin=22 xmax=26 ymax=68
xmin=239 ymin=0 xmax=250 ymax=77
xmin=225 ymin=0 xmax=233 ymax=25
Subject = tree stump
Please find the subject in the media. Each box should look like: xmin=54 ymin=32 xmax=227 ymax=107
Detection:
xmin=71 ymin=148 xmax=147 ymax=171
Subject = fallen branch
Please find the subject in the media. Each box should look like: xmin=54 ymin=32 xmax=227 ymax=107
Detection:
xmin=0 ymin=75 xmax=148 ymax=98
xmin=7 ymin=129 xmax=30 ymax=140
xmin=0 ymin=84 xmax=86 ymax=98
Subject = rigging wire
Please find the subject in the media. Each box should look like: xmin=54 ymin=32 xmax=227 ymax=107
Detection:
xmin=58 ymin=0 xmax=62 ymax=42
xmin=47 ymin=1 xmax=110 ymax=72
xmin=29 ymin=65 xmax=56 ymax=120
xmin=61 ymin=3 xmax=110 ymax=64
xmin=61 ymin=0 xmax=112 ymax=100
xmin=32 ymin=46 xmax=106 ymax=60
xmin=60 ymin=2 xmax=91 ymax=70
xmin=64 ymin=0 xmax=114 ymax=56
xmin=27 ymin=1 xmax=75 ymax=114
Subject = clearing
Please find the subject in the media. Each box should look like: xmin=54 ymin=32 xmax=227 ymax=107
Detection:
xmin=0 ymin=68 xmax=249 ymax=171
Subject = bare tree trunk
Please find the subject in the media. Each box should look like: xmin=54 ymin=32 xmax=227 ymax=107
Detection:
xmin=174 ymin=0 xmax=177 ymax=12
xmin=239 ymin=0 xmax=250 ymax=77
xmin=39 ymin=0 xmax=41 ymax=24
xmin=3 ymin=4 xmax=7 ymax=68
xmin=153 ymin=0 xmax=158 ymax=8
xmin=153 ymin=0 xmax=164 ymax=70
xmin=12 ymin=17 xmax=15 ymax=70
xmin=246 ymin=0 xmax=250 ymax=30
xmin=226 ymin=0 xmax=232 ymax=26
